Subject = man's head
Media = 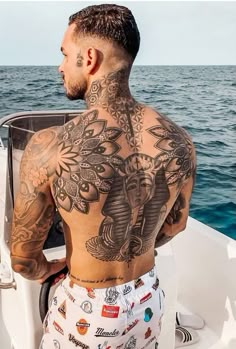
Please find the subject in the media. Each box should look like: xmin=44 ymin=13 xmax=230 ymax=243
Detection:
xmin=58 ymin=4 xmax=140 ymax=100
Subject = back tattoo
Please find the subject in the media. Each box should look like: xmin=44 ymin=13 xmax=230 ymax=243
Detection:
xmin=52 ymin=107 xmax=194 ymax=263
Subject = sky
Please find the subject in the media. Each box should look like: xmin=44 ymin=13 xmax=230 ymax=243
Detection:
xmin=0 ymin=0 xmax=235 ymax=65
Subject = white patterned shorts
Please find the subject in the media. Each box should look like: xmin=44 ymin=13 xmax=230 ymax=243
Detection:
xmin=40 ymin=266 xmax=165 ymax=349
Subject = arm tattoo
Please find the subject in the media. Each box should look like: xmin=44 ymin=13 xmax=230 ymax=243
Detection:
xmin=154 ymin=193 xmax=186 ymax=248
xmin=11 ymin=128 xmax=58 ymax=279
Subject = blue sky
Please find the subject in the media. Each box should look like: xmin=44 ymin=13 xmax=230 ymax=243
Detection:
xmin=0 ymin=1 xmax=235 ymax=65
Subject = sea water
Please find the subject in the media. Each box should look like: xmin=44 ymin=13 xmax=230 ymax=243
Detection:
xmin=0 ymin=65 xmax=235 ymax=239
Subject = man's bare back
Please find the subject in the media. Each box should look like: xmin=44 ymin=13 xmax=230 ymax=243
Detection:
xmin=10 ymin=93 xmax=195 ymax=288
xmin=56 ymin=104 xmax=195 ymax=288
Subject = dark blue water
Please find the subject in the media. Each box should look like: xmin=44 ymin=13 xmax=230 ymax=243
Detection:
xmin=0 ymin=65 xmax=235 ymax=239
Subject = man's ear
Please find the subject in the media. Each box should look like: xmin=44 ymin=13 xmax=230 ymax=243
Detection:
xmin=84 ymin=47 xmax=98 ymax=74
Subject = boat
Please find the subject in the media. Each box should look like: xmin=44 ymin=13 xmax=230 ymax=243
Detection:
xmin=0 ymin=111 xmax=235 ymax=349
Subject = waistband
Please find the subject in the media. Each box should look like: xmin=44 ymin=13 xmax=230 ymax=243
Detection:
xmin=60 ymin=266 xmax=159 ymax=307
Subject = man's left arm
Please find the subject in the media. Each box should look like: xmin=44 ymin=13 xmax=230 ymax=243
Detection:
xmin=10 ymin=128 xmax=66 ymax=281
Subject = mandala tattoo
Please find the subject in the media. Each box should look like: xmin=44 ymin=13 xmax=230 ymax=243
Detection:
xmin=86 ymin=69 xmax=145 ymax=151
xmin=52 ymin=109 xmax=123 ymax=213
xmin=148 ymin=115 xmax=194 ymax=187
xmin=86 ymin=153 xmax=170 ymax=263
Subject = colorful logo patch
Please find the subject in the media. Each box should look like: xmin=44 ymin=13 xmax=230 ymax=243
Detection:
xmin=134 ymin=278 xmax=144 ymax=289
xmin=53 ymin=321 xmax=64 ymax=335
xmin=140 ymin=292 xmax=152 ymax=304
xmin=122 ymin=319 xmax=139 ymax=335
xmin=145 ymin=327 xmax=152 ymax=339
xmin=81 ymin=300 xmax=93 ymax=314
xmin=86 ymin=287 xmax=96 ymax=299
xmin=58 ymin=300 xmax=66 ymax=319
xmin=102 ymin=305 xmax=120 ymax=318
xmin=144 ymin=308 xmax=153 ymax=322
xmin=76 ymin=319 xmax=90 ymax=335
xmin=152 ymin=278 xmax=159 ymax=290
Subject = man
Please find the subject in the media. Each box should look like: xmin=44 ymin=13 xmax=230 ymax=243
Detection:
xmin=10 ymin=4 xmax=196 ymax=348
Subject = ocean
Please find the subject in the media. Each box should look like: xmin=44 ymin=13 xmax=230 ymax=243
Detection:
xmin=0 ymin=65 xmax=235 ymax=239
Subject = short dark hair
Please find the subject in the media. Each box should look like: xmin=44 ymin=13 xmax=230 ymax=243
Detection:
xmin=69 ymin=4 xmax=140 ymax=61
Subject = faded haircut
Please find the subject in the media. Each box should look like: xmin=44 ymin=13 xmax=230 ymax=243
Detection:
xmin=69 ymin=4 xmax=140 ymax=61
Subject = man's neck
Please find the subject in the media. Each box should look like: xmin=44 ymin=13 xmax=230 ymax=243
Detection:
xmin=85 ymin=68 xmax=133 ymax=109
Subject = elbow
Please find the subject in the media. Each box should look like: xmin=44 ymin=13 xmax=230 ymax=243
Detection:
xmin=10 ymin=255 xmax=34 ymax=279
xmin=166 ymin=221 xmax=187 ymax=237
xmin=178 ymin=221 xmax=187 ymax=233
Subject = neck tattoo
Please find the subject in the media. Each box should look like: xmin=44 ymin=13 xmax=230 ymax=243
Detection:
xmin=85 ymin=69 xmax=145 ymax=151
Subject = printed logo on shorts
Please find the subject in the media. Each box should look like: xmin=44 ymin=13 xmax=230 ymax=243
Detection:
xmin=134 ymin=278 xmax=144 ymax=289
xmin=43 ymin=311 xmax=51 ymax=333
xmin=97 ymin=342 xmax=111 ymax=349
xmin=102 ymin=305 xmax=120 ymax=318
xmin=53 ymin=339 xmax=61 ymax=349
xmin=81 ymin=300 xmax=93 ymax=314
xmin=124 ymin=335 xmax=137 ymax=349
xmin=62 ymin=285 xmax=76 ymax=302
xmin=152 ymin=278 xmax=159 ymax=290
xmin=95 ymin=327 xmax=120 ymax=337
xmin=144 ymin=308 xmax=153 ymax=322
xmin=76 ymin=319 xmax=90 ymax=335
xmin=52 ymin=296 xmax=58 ymax=306
xmin=116 ymin=344 xmax=124 ymax=349
xmin=58 ymin=300 xmax=66 ymax=319
xmin=86 ymin=287 xmax=96 ymax=299
xmin=123 ymin=300 xmax=135 ymax=318
xmin=122 ymin=319 xmax=139 ymax=335
xmin=123 ymin=285 xmax=132 ymax=295
xmin=53 ymin=321 xmax=64 ymax=335
xmin=140 ymin=292 xmax=152 ymax=304
xmin=104 ymin=287 xmax=120 ymax=305
xmin=140 ymin=336 xmax=156 ymax=349
xmin=149 ymin=269 xmax=155 ymax=277
xmin=68 ymin=333 xmax=89 ymax=348
xmin=145 ymin=327 xmax=152 ymax=339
